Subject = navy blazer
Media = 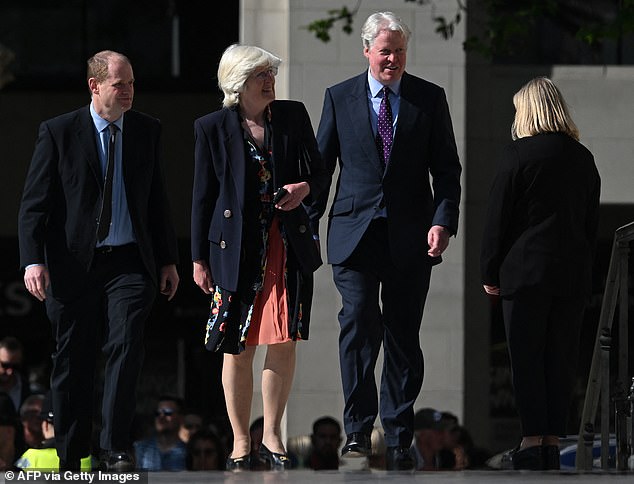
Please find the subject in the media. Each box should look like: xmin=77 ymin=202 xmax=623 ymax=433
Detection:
xmin=191 ymin=100 xmax=329 ymax=293
xmin=18 ymin=106 xmax=179 ymax=297
xmin=481 ymin=132 xmax=601 ymax=297
xmin=316 ymin=71 xmax=462 ymax=269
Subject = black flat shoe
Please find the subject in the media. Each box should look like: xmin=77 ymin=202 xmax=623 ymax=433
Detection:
xmin=542 ymin=445 xmax=560 ymax=470
xmin=259 ymin=443 xmax=290 ymax=470
xmin=511 ymin=445 xmax=542 ymax=470
xmin=226 ymin=455 xmax=250 ymax=471
xmin=341 ymin=432 xmax=371 ymax=457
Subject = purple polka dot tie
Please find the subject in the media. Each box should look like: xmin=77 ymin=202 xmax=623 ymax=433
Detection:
xmin=376 ymin=86 xmax=393 ymax=165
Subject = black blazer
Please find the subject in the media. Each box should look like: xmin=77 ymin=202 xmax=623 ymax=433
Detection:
xmin=316 ymin=71 xmax=462 ymax=269
xmin=18 ymin=106 xmax=179 ymax=297
xmin=480 ymin=132 xmax=601 ymax=297
xmin=191 ymin=100 xmax=329 ymax=293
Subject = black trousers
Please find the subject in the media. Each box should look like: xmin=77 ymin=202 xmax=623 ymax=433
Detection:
xmin=45 ymin=244 xmax=155 ymax=462
xmin=502 ymin=288 xmax=585 ymax=437
xmin=332 ymin=219 xmax=432 ymax=447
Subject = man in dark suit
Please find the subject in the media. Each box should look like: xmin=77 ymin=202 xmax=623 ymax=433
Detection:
xmin=316 ymin=12 xmax=462 ymax=470
xmin=18 ymin=50 xmax=179 ymax=471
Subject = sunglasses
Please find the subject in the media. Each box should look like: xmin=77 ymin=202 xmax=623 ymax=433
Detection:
xmin=154 ymin=408 xmax=176 ymax=417
xmin=0 ymin=361 xmax=19 ymax=370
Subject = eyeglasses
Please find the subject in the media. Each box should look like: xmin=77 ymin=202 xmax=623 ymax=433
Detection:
xmin=0 ymin=361 xmax=19 ymax=370
xmin=252 ymin=66 xmax=278 ymax=80
xmin=154 ymin=408 xmax=176 ymax=417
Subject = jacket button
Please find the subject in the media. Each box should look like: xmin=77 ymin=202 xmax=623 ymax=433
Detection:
xmin=220 ymin=241 xmax=227 ymax=249
xmin=223 ymin=209 xmax=232 ymax=218
xmin=298 ymin=225 xmax=306 ymax=234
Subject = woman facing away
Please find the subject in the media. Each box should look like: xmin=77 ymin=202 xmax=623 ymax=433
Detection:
xmin=190 ymin=44 xmax=328 ymax=471
xmin=480 ymin=77 xmax=601 ymax=470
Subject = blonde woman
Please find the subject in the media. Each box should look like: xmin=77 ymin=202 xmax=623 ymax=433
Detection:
xmin=481 ymin=77 xmax=600 ymax=470
xmin=191 ymin=44 xmax=328 ymax=470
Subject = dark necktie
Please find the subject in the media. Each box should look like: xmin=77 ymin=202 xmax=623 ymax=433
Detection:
xmin=97 ymin=124 xmax=117 ymax=242
xmin=376 ymin=86 xmax=393 ymax=165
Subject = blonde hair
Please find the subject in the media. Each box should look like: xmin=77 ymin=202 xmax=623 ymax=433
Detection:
xmin=511 ymin=77 xmax=579 ymax=141
xmin=87 ymin=50 xmax=131 ymax=83
xmin=217 ymin=44 xmax=281 ymax=108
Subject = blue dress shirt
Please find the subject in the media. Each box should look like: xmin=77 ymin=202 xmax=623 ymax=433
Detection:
xmin=90 ymin=103 xmax=136 ymax=247
xmin=367 ymin=69 xmax=401 ymax=138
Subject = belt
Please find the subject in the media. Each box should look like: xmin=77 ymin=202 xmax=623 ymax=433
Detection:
xmin=94 ymin=243 xmax=137 ymax=255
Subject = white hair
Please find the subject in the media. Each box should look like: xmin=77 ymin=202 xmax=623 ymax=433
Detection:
xmin=361 ymin=11 xmax=411 ymax=49
xmin=217 ymin=44 xmax=281 ymax=108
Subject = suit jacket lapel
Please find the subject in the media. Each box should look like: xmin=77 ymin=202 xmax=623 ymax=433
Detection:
xmin=75 ymin=106 xmax=102 ymax=186
xmin=222 ymin=109 xmax=246 ymax=212
xmin=388 ymin=72 xmax=420 ymax=175
xmin=346 ymin=73 xmax=383 ymax=175
xmin=270 ymin=102 xmax=288 ymax=189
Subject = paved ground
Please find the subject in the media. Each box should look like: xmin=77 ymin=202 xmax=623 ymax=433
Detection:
xmin=5 ymin=468 xmax=634 ymax=484
xmin=141 ymin=469 xmax=633 ymax=484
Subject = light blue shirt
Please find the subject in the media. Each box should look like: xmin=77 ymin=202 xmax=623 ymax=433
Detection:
xmin=367 ymin=69 xmax=401 ymax=138
xmin=90 ymin=103 xmax=136 ymax=247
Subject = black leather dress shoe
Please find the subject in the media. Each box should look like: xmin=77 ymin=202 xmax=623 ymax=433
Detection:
xmin=542 ymin=445 xmax=560 ymax=470
xmin=511 ymin=445 xmax=542 ymax=470
xmin=99 ymin=451 xmax=135 ymax=472
xmin=385 ymin=446 xmax=414 ymax=471
xmin=341 ymin=432 xmax=371 ymax=457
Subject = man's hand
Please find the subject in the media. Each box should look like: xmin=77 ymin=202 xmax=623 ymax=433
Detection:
xmin=427 ymin=225 xmax=450 ymax=257
xmin=24 ymin=264 xmax=50 ymax=301
xmin=193 ymin=260 xmax=214 ymax=295
xmin=274 ymin=182 xmax=310 ymax=211
xmin=159 ymin=264 xmax=179 ymax=301
xmin=483 ymin=284 xmax=500 ymax=296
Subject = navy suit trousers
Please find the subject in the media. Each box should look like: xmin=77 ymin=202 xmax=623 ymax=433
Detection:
xmin=45 ymin=244 xmax=155 ymax=462
xmin=332 ymin=218 xmax=432 ymax=447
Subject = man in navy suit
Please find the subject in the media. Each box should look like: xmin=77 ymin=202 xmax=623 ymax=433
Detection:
xmin=18 ymin=50 xmax=179 ymax=471
xmin=316 ymin=11 xmax=462 ymax=470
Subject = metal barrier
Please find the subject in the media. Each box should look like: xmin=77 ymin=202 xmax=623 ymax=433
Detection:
xmin=576 ymin=221 xmax=634 ymax=471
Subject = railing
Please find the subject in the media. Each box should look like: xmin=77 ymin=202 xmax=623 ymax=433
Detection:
xmin=577 ymin=221 xmax=634 ymax=471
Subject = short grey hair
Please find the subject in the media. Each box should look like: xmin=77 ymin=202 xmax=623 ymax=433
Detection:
xmin=361 ymin=11 xmax=411 ymax=49
xmin=217 ymin=44 xmax=282 ymax=108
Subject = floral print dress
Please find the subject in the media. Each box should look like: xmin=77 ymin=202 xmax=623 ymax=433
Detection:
xmin=204 ymin=119 xmax=309 ymax=354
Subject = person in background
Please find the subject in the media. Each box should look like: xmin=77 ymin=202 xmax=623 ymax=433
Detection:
xmin=306 ymin=416 xmax=342 ymax=470
xmin=248 ymin=416 xmax=266 ymax=470
xmin=481 ymin=77 xmax=600 ymax=470
xmin=18 ymin=50 xmax=179 ymax=472
xmin=315 ymin=11 xmax=461 ymax=471
xmin=179 ymin=412 xmax=203 ymax=444
xmin=0 ymin=392 xmax=25 ymax=471
xmin=16 ymin=392 xmax=91 ymax=471
xmin=411 ymin=408 xmax=445 ymax=471
xmin=191 ymin=44 xmax=328 ymax=471
xmin=19 ymin=394 xmax=45 ymax=449
xmin=186 ymin=429 xmax=226 ymax=471
xmin=133 ymin=395 xmax=187 ymax=471
xmin=0 ymin=337 xmax=30 ymax=411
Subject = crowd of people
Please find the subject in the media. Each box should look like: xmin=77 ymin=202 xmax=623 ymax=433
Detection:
xmin=1 ymin=342 xmax=490 ymax=472
xmin=11 ymin=6 xmax=599 ymax=475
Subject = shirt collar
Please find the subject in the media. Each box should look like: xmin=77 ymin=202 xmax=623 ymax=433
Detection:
xmin=90 ymin=102 xmax=124 ymax=132
xmin=367 ymin=69 xmax=402 ymax=98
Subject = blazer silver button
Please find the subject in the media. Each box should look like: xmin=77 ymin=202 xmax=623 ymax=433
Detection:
xmin=220 ymin=241 xmax=227 ymax=249
xmin=298 ymin=225 xmax=307 ymax=234
xmin=223 ymin=209 xmax=232 ymax=218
